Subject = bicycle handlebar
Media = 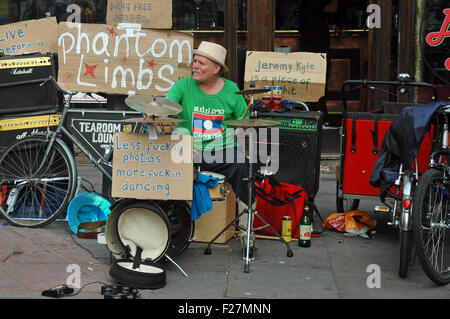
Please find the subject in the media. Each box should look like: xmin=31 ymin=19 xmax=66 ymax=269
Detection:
xmin=340 ymin=79 xmax=439 ymax=114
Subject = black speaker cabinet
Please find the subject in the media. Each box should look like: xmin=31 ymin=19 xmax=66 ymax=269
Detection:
xmin=257 ymin=111 xmax=323 ymax=199
xmin=0 ymin=53 xmax=59 ymax=115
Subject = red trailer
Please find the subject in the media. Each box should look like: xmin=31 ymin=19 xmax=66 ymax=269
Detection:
xmin=336 ymin=77 xmax=439 ymax=213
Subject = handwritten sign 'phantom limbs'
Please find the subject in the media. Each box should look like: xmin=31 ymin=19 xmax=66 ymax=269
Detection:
xmin=57 ymin=22 xmax=193 ymax=95
xmin=426 ymin=8 xmax=450 ymax=71
xmin=244 ymin=51 xmax=327 ymax=102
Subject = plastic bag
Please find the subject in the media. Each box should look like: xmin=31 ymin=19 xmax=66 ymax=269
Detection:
xmin=323 ymin=210 xmax=376 ymax=237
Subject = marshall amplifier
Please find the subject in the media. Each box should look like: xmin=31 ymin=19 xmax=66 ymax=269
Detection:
xmin=257 ymin=111 xmax=323 ymax=199
xmin=0 ymin=53 xmax=59 ymax=115
xmin=0 ymin=113 xmax=61 ymax=153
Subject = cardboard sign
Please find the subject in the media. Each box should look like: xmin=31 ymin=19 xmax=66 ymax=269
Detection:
xmin=106 ymin=0 xmax=172 ymax=29
xmin=112 ymin=132 xmax=193 ymax=200
xmin=244 ymin=51 xmax=327 ymax=102
xmin=57 ymin=22 xmax=193 ymax=95
xmin=0 ymin=17 xmax=58 ymax=56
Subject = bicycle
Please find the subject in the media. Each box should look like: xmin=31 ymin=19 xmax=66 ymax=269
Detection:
xmin=0 ymin=76 xmax=115 ymax=227
xmin=381 ymin=163 xmax=418 ymax=278
xmin=0 ymin=75 xmax=173 ymax=228
xmin=412 ymin=102 xmax=450 ymax=285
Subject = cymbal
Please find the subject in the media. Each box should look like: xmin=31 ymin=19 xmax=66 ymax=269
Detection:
xmin=224 ymin=118 xmax=281 ymax=128
xmin=125 ymin=95 xmax=182 ymax=116
xmin=235 ymin=88 xmax=271 ymax=95
xmin=121 ymin=116 xmax=186 ymax=124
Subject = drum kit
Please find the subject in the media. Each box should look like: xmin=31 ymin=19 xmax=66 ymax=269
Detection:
xmin=204 ymin=87 xmax=294 ymax=273
xmin=106 ymin=88 xmax=292 ymax=278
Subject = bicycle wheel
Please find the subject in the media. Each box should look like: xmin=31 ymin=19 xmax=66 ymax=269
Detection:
xmin=336 ymin=180 xmax=359 ymax=213
xmin=399 ymin=229 xmax=414 ymax=278
xmin=0 ymin=136 xmax=77 ymax=227
xmin=413 ymin=168 xmax=450 ymax=285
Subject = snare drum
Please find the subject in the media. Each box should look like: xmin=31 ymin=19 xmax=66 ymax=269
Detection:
xmin=200 ymin=171 xmax=228 ymax=201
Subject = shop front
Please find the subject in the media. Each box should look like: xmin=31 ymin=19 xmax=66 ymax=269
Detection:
xmin=0 ymin=0 xmax=447 ymax=113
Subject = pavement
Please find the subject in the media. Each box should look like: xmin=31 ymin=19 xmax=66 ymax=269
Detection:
xmin=1 ymin=127 xmax=450 ymax=302
xmin=2 ymin=163 xmax=450 ymax=301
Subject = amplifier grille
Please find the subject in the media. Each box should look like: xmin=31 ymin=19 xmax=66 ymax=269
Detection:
xmin=258 ymin=111 xmax=323 ymax=198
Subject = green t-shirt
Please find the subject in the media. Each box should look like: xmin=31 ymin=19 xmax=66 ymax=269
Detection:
xmin=166 ymin=77 xmax=248 ymax=151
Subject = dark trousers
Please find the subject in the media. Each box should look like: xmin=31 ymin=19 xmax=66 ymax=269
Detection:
xmin=195 ymin=147 xmax=255 ymax=205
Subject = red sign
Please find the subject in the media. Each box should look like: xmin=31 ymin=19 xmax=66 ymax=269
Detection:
xmin=425 ymin=8 xmax=450 ymax=71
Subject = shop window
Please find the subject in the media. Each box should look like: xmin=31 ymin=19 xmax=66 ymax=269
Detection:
xmin=275 ymin=0 xmax=369 ymax=31
xmin=421 ymin=0 xmax=450 ymax=85
xmin=2 ymin=0 xmax=106 ymax=24
xmin=3 ymin=0 xmax=250 ymax=30
xmin=172 ymin=0 xmax=247 ymax=30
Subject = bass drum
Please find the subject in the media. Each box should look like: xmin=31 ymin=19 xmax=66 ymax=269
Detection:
xmin=106 ymin=199 xmax=194 ymax=263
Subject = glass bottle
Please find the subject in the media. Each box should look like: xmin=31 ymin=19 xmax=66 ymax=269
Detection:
xmin=299 ymin=199 xmax=311 ymax=247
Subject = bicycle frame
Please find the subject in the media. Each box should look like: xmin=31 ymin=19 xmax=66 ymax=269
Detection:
xmin=429 ymin=105 xmax=450 ymax=169
xmin=0 ymin=76 xmax=146 ymax=227
xmin=31 ymin=100 xmax=112 ymax=182
xmin=400 ymin=169 xmax=415 ymax=232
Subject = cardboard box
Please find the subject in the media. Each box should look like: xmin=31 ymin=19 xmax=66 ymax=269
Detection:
xmin=193 ymin=184 xmax=236 ymax=244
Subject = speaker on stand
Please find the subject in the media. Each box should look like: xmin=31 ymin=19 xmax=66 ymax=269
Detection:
xmin=257 ymin=111 xmax=323 ymax=200
xmin=256 ymin=110 xmax=324 ymax=231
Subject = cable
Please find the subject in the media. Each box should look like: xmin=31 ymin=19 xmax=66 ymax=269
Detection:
xmin=66 ymin=281 xmax=110 ymax=297
xmin=79 ymin=178 xmax=97 ymax=193
xmin=43 ymin=281 xmax=140 ymax=299
xmin=64 ymin=222 xmax=110 ymax=260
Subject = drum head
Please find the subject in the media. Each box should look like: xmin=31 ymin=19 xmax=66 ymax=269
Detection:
xmin=118 ymin=207 xmax=169 ymax=262
xmin=106 ymin=199 xmax=193 ymax=264
xmin=106 ymin=201 xmax=170 ymax=262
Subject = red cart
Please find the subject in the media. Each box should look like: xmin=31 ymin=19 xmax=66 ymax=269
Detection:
xmin=336 ymin=77 xmax=439 ymax=213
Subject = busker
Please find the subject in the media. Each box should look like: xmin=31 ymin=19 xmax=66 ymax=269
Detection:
xmin=165 ymin=41 xmax=255 ymax=248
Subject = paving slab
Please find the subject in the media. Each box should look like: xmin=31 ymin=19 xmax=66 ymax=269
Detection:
xmin=1 ymin=164 xmax=450 ymax=302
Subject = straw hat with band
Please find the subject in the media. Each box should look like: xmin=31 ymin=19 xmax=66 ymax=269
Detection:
xmin=193 ymin=41 xmax=229 ymax=73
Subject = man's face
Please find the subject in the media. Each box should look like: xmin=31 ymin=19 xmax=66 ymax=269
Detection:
xmin=192 ymin=55 xmax=221 ymax=84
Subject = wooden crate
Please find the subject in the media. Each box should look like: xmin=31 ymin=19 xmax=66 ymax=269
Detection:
xmin=193 ymin=184 xmax=236 ymax=244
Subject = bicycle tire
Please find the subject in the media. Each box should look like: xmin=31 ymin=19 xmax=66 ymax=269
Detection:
xmin=335 ymin=180 xmax=360 ymax=213
xmin=399 ymin=229 xmax=414 ymax=278
xmin=413 ymin=168 xmax=450 ymax=285
xmin=0 ymin=136 xmax=77 ymax=227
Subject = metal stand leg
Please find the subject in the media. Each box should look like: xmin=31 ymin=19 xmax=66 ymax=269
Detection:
xmin=254 ymin=211 xmax=293 ymax=255
xmin=205 ymin=160 xmax=294 ymax=273
xmin=204 ymin=208 xmax=247 ymax=255
xmin=244 ymin=160 xmax=255 ymax=273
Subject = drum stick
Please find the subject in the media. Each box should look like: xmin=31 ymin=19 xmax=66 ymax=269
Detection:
xmin=255 ymin=234 xmax=298 ymax=242
xmin=241 ymin=101 xmax=252 ymax=119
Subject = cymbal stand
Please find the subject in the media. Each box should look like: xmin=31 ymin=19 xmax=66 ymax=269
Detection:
xmin=138 ymin=115 xmax=177 ymax=139
xmin=242 ymin=93 xmax=258 ymax=120
xmin=204 ymin=159 xmax=294 ymax=273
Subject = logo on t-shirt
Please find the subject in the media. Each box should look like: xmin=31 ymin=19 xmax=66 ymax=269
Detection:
xmin=192 ymin=112 xmax=224 ymax=135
